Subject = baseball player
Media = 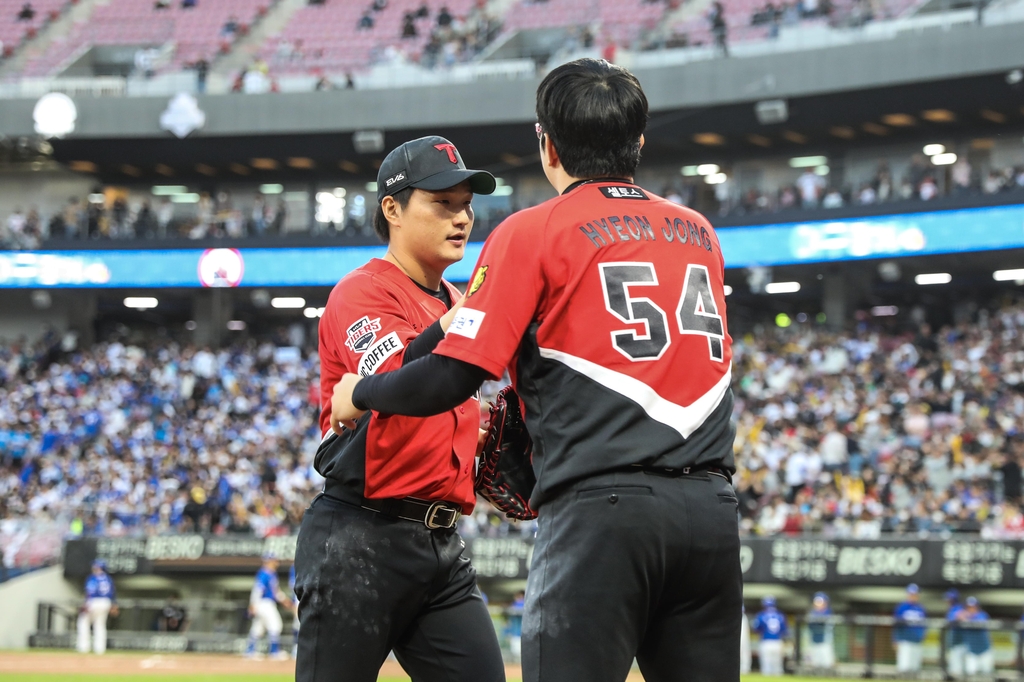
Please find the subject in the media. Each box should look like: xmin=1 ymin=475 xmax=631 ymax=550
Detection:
xmin=893 ymin=583 xmax=927 ymax=675
xmin=753 ymin=596 xmax=787 ymax=676
xmin=294 ymin=136 xmax=505 ymax=682
xmin=806 ymin=591 xmax=835 ymax=670
xmin=77 ymin=559 xmax=117 ymax=654
xmin=961 ymin=597 xmax=994 ymax=676
xmin=289 ymin=563 xmax=298 ymax=659
xmin=740 ymin=605 xmax=752 ymax=674
xmin=945 ymin=589 xmax=966 ymax=677
xmin=246 ymin=555 xmax=291 ymax=660
xmin=332 ymin=57 xmax=742 ymax=682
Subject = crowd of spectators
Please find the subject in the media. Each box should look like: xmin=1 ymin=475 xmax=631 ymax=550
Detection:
xmin=2 ymin=301 xmax=1024 ymax=568
xmin=732 ymin=301 xmax=1024 ymax=538
xmin=657 ymin=156 xmax=1024 ymax=219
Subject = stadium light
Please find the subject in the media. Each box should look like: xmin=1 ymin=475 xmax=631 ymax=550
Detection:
xmin=765 ymin=281 xmax=801 ymax=294
xmin=681 ymin=165 xmax=700 ymax=176
xmin=993 ymin=268 xmax=1024 ymax=281
xmin=775 ymin=313 xmax=792 ymax=328
xmin=789 ymin=155 xmax=828 ymax=168
xmin=871 ymin=306 xmax=899 ymax=317
xmin=493 ymin=186 xmax=514 ymax=196
xmin=124 ymin=297 xmax=158 ymax=309
xmin=365 ymin=182 xmax=378 ymax=193
xmin=259 ymin=184 xmax=284 ymax=194
xmin=704 ymin=173 xmax=728 ymax=185
xmin=303 ymin=307 xmax=326 ymax=319
xmin=931 ymin=153 xmax=957 ymax=166
xmin=922 ymin=144 xmax=945 ymax=156
xmin=915 ymin=273 xmax=951 ymax=285
xmin=814 ymin=165 xmax=830 ymax=176
xmin=170 ymin=193 xmax=200 ymax=203
xmin=271 ymin=297 xmax=306 ymax=309
xmin=227 ymin=320 xmax=247 ymax=331
xmin=696 ymin=164 xmax=720 ymax=175
xmin=152 ymin=185 xmax=188 ymax=195
xmin=723 ymin=285 xmax=733 ymax=296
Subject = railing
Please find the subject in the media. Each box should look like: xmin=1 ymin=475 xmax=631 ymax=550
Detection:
xmin=790 ymin=615 xmax=1024 ymax=679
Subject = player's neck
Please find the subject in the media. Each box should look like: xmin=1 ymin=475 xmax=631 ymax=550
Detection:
xmin=383 ymin=249 xmax=443 ymax=291
xmin=549 ymin=172 xmax=636 ymax=195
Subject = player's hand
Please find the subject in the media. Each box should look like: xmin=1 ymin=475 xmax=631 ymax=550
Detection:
xmin=331 ymin=373 xmax=365 ymax=434
xmin=439 ymin=294 xmax=467 ymax=333
xmin=110 ymin=605 xmax=120 ymax=618
xmin=248 ymin=604 xmax=255 ymax=617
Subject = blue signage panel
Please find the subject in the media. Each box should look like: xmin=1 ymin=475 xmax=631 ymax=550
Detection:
xmin=0 ymin=204 xmax=1021 ymax=289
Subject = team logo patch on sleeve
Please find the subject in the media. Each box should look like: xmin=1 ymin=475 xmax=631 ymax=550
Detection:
xmin=358 ymin=332 xmax=404 ymax=376
xmin=449 ymin=308 xmax=486 ymax=339
xmin=345 ymin=316 xmax=383 ymax=353
xmin=468 ymin=265 xmax=488 ymax=296
xmin=599 ymin=186 xmax=649 ymax=200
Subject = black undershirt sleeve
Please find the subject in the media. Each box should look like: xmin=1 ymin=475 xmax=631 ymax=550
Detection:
xmin=402 ymin=320 xmax=445 ymax=364
xmin=352 ymin=353 xmax=489 ymax=417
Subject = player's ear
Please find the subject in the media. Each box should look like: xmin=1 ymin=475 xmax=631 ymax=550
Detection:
xmin=639 ymin=134 xmax=645 ymax=151
xmin=543 ymin=135 xmax=561 ymax=171
xmin=382 ymin=195 xmax=401 ymax=228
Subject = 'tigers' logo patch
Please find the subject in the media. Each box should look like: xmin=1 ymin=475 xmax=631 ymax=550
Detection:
xmin=345 ymin=316 xmax=382 ymax=353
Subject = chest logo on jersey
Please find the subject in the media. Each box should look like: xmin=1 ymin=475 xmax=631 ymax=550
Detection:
xmin=599 ymin=186 xmax=648 ymax=200
xmin=468 ymin=265 xmax=488 ymax=296
xmin=345 ymin=316 xmax=383 ymax=353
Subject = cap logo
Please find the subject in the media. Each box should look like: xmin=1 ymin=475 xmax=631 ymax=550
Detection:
xmin=434 ymin=143 xmax=459 ymax=164
xmin=385 ymin=171 xmax=406 ymax=188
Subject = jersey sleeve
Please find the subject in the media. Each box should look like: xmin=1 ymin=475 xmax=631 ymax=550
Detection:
xmin=330 ymin=276 xmax=424 ymax=377
xmin=435 ymin=215 xmax=546 ymax=378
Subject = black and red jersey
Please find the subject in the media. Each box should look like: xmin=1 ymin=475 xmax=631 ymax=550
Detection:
xmin=436 ymin=180 xmax=735 ymax=506
xmin=317 ymin=259 xmax=479 ymax=513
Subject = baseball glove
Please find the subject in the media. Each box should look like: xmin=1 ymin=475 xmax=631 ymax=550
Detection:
xmin=476 ymin=386 xmax=538 ymax=520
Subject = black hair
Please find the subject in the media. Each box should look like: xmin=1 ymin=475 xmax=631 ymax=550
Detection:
xmin=535 ymin=58 xmax=648 ymax=180
xmin=372 ymin=186 xmax=414 ymax=243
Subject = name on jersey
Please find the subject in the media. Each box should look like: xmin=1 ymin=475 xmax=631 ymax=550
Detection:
xmin=578 ymin=215 xmax=715 ymax=253
xmin=599 ymin=186 xmax=649 ymax=200
xmin=345 ymin=316 xmax=382 ymax=353
xmin=358 ymin=332 xmax=404 ymax=376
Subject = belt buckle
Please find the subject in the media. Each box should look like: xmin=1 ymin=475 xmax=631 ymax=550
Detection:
xmin=424 ymin=501 xmax=459 ymax=530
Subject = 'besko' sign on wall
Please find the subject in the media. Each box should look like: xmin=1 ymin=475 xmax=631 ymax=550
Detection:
xmin=64 ymin=535 xmax=1024 ymax=587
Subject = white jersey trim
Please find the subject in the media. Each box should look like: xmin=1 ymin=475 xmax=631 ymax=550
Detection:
xmin=537 ymin=347 xmax=731 ymax=440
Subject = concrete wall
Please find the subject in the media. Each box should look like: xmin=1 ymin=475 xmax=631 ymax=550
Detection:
xmin=0 ymin=566 xmax=81 ymax=649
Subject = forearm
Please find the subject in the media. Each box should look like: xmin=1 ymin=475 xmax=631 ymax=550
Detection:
xmin=353 ymin=353 xmax=489 ymax=416
xmin=402 ymin=320 xmax=445 ymax=364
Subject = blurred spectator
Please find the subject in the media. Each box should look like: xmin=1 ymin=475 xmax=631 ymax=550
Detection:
xmin=182 ymin=0 xmax=196 ymax=8
xmin=709 ymin=1 xmax=728 ymax=56
xmin=437 ymin=5 xmax=453 ymax=27
xmin=358 ymin=11 xmax=374 ymax=29
xmin=17 ymin=3 xmax=35 ymax=21
xmin=797 ymin=168 xmax=825 ymax=208
xmin=221 ymin=16 xmax=240 ymax=39
xmin=158 ymin=597 xmax=189 ymax=632
xmin=372 ymin=0 xmax=388 ymax=10
xmin=155 ymin=0 xmax=171 ymax=8
xmin=402 ymin=12 xmax=417 ymax=38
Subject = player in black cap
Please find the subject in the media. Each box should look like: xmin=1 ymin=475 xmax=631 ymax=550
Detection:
xmin=294 ymin=136 xmax=503 ymax=682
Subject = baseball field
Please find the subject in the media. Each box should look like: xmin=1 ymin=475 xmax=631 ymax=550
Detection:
xmin=0 ymin=651 xmax=826 ymax=682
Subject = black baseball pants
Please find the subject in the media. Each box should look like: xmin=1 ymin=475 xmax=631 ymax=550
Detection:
xmin=521 ymin=469 xmax=742 ymax=682
xmin=294 ymin=494 xmax=505 ymax=682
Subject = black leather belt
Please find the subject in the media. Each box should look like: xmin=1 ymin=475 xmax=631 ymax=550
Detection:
xmin=360 ymin=497 xmax=463 ymax=530
xmin=629 ymin=464 xmax=732 ymax=484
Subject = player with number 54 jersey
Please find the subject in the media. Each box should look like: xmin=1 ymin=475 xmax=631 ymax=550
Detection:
xmin=335 ymin=58 xmax=741 ymax=682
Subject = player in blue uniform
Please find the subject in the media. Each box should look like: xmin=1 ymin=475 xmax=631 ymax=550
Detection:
xmin=246 ymin=555 xmax=293 ymax=660
xmin=504 ymin=591 xmax=525 ymax=664
xmin=944 ymin=589 xmax=966 ymax=677
xmin=893 ymin=583 xmax=927 ymax=674
xmin=753 ymin=596 xmax=788 ymax=676
xmin=961 ymin=597 xmax=993 ymax=675
xmin=289 ymin=563 xmax=299 ymax=659
xmin=807 ymin=592 xmax=834 ymax=671
xmin=77 ymin=559 xmax=118 ymax=654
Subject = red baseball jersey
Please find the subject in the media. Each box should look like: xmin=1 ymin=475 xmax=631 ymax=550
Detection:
xmin=436 ymin=180 xmax=736 ymax=506
xmin=317 ymin=259 xmax=479 ymax=512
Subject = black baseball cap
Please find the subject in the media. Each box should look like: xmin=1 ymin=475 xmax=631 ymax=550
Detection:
xmin=376 ymin=136 xmax=496 ymax=204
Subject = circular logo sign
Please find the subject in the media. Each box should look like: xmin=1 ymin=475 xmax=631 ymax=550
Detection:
xmin=197 ymin=248 xmax=244 ymax=288
xmin=33 ymin=92 xmax=77 ymax=138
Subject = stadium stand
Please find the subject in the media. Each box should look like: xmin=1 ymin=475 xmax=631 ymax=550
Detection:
xmin=0 ymin=0 xmax=69 ymax=57
xmin=19 ymin=0 xmax=271 ymax=77
xmin=261 ymin=0 xmax=496 ymax=76
xmin=500 ymin=0 xmax=670 ymax=48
